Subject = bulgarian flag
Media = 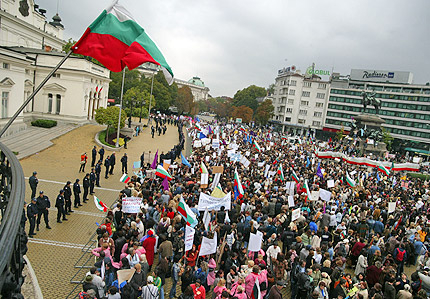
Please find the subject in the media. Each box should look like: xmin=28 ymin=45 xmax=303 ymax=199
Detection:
xmin=120 ymin=173 xmax=131 ymax=184
xmin=200 ymin=161 xmax=208 ymax=174
xmin=377 ymin=164 xmax=390 ymax=176
xmin=292 ymin=169 xmax=299 ymax=183
xmin=346 ymin=172 xmax=356 ymax=187
xmin=281 ymin=136 xmax=287 ymax=140
xmin=239 ymin=125 xmax=246 ymax=132
xmin=194 ymin=122 xmax=202 ymax=131
xmin=94 ymin=196 xmax=109 ymax=212
xmin=72 ymin=0 xmax=173 ymax=84
xmin=252 ymin=140 xmax=261 ymax=152
xmin=251 ymin=276 xmax=261 ymax=299
xmin=234 ymin=168 xmax=244 ymax=199
xmin=304 ymin=179 xmax=312 ymax=202
xmin=277 ymin=164 xmax=285 ymax=182
xmin=178 ymin=196 xmax=197 ymax=226
xmin=155 ymin=165 xmax=172 ymax=181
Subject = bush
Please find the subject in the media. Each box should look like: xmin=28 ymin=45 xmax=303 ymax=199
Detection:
xmin=31 ymin=119 xmax=57 ymax=128
xmin=98 ymin=127 xmax=116 ymax=148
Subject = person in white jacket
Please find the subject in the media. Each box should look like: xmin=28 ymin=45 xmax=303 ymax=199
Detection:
xmin=355 ymin=252 xmax=368 ymax=276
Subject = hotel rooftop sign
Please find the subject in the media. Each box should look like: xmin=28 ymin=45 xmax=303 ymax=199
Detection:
xmin=350 ymin=69 xmax=413 ymax=84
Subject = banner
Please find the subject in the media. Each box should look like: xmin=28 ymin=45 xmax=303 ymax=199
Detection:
xmin=122 ymin=197 xmax=143 ymax=213
xmin=388 ymin=202 xmax=396 ymax=214
xmin=199 ymin=232 xmax=217 ymax=256
xmin=212 ymin=139 xmax=220 ymax=149
xmin=185 ymin=225 xmax=195 ymax=252
xmin=248 ymin=231 xmax=263 ymax=252
xmin=319 ymin=188 xmax=332 ymax=202
xmin=198 ymin=192 xmax=231 ymax=211
xmin=201 ymin=173 xmax=209 ymax=188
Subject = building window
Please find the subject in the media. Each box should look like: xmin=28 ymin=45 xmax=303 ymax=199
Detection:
xmin=317 ymin=93 xmax=325 ymax=99
xmin=48 ymin=93 xmax=53 ymax=113
xmin=290 ymin=80 xmax=297 ymax=86
xmin=314 ymin=111 xmax=322 ymax=117
xmin=2 ymin=63 xmax=10 ymax=69
xmin=289 ymin=89 xmax=295 ymax=95
xmin=298 ymin=119 xmax=306 ymax=124
xmin=56 ymin=94 xmax=61 ymax=114
xmin=304 ymin=81 xmax=312 ymax=87
xmin=300 ymin=100 xmax=309 ymax=106
xmin=288 ymin=98 xmax=294 ymax=104
xmin=318 ymin=83 xmax=327 ymax=89
xmin=53 ymin=73 xmax=61 ymax=78
xmin=1 ymin=92 xmax=9 ymax=118
xmin=315 ymin=102 xmax=324 ymax=108
xmin=285 ymin=117 xmax=291 ymax=122
xmin=302 ymin=91 xmax=310 ymax=97
xmin=286 ymin=108 xmax=293 ymax=113
xmin=312 ymin=121 xmax=321 ymax=126
xmin=299 ymin=109 xmax=307 ymax=115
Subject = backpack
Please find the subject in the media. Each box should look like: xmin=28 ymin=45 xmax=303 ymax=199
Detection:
xmin=396 ymin=248 xmax=405 ymax=262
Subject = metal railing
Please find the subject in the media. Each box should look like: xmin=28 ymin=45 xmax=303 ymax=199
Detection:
xmin=0 ymin=141 xmax=27 ymax=298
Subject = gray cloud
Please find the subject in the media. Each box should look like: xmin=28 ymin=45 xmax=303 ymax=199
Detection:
xmin=37 ymin=0 xmax=430 ymax=97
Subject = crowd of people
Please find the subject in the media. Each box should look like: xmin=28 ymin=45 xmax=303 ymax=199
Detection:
xmin=74 ymin=116 xmax=430 ymax=299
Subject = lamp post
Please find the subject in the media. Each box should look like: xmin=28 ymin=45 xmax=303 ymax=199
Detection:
xmin=139 ymin=100 xmax=146 ymax=123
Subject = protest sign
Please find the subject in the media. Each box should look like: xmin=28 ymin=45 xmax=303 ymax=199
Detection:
xmin=122 ymin=197 xmax=142 ymax=213
xmin=198 ymin=192 xmax=231 ymax=211
xmin=246 ymin=151 xmax=250 ymax=156
xmin=199 ymin=232 xmax=217 ymax=256
xmin=319 ymin=188 xmax=332 ymax=202
xmin=240 ymin=156 xmax=251 ymax=168
xmin=212 ymin=139 xmax=220 ymax=149
xmin=117 ymin=269 xmax=135 ymax=286
xmin=288 ymin=195 xmax=295 ymax=207
xmin=193 ymin=140 xmax=202 ymax=148
xmin=248 ymin=232 xmax=263 ymax=252
xmin=201 ymin=173 xmax=209 ymax=188
xmin=185 ymin=225 xmax=196 ymax=252
xmin=291 ymin=208 xmax=300 ymax=221
xmin=327 ymin=179 xmax=335 ymax=188
xmin=311 ymin=190 xmax=320 ymax=201
xmin=133 ymin=161 xmax=141 ymax=169
xmin=388 ymin=202 xmax=396 ymax=214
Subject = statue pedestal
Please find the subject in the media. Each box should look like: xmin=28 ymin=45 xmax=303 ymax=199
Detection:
xmin=354 ymin=114 xmax=387 ymax=157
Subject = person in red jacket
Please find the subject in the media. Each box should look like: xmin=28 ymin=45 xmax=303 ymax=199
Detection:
xmin=191 ymin=279 xmax=206 ymax=299
xmin=186 ymin=244 xmax=199 ymax=267
xmin=142 ymin=229 xmax=156 ymax=270
xmin=351 ymin=237 xmax=367 ymax=265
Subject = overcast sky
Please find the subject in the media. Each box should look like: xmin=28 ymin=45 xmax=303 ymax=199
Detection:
xmin=37 ymin=0 xmax=430 ymax=97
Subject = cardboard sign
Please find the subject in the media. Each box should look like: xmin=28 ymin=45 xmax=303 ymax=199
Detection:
xmin=212 ymin=166 xmax=224 ymax=174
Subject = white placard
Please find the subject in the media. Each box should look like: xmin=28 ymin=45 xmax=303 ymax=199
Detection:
xmin=199 ymin=232 xmax=217 ymax=256
xmin=264 ymin=164 xmax=270 ymax=177
xmin=327 ymin=180 xmax=335 ymax=188
xmin=288 ymin=195 xmax=295 ymax=207
xmin=198 ymin=192 xmax=232 ymax=211
xmin=227 ymin=149 xmax=236 ymax=157
xmin=255 ymin=154 xmax=259 ymax=159
xmin=122 ymin=197 xmax=143 ymax=214
xmin=268 ymin=171 xmax=276 ymax=178
xmin=205 ymin=156 xmax=210 ymax=162
xmin=202 ymin=138 xmax=211 ymax=145
xmin=388 ymin=202 xmax=396 ymax=214
xmin=185 ymin=225 xmax=196 ymax=252
xmin=291 ymin=208 xmax=301 ymax=221
xmin=257 ymin=161 xmax=266 ymax=167
xmin=194 ymin=140 xmax=202 ymax=148
xmin=212 ymin=139 xmax=220 ymax=149
xmin=245 ymin=151 xmax=250 ymax=156
xmin=205 ymin=145 xmax=211 ymax=151
xmin=311 ymin=190 xmax=320 ymax=201
xmin=201 ymin=173 xmax=209 ymax=185
xmin=240 ymin=156 xmax=251 ymax=168
xmin=319 ymin=188 xmax=332 ymax=202
xmin=350 ymin=170 xmax=357 ymax=176
xmin=248 ymin=232 xmax=263 ymax=252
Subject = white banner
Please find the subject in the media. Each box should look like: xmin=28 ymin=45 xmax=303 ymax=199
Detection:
xmin=288 ymin=195 xmax=295 ymax=207
xmin=193 ymin=140 xmax=202 ymax=148
xmin=388 ymin=202 xmax=396 ymax=214
xmin=248 ymin=231 xmax=263 ymax=252
xmin=198 ymin=192 xmax=231 ymax=211
xmin=199 ymin=232 xmax=217 ymax=256
xmin=122 ymin=197 xmax=143 ymax=213
xmin=185 ymin=225 xmax=195 ymax=252
xmin=319 ymin=188 xmax=331 ymax=201
xmin=327 ymin=179 xmax=335 ymax=188
xmin=201 ymin=173 xmax=209 ymax=185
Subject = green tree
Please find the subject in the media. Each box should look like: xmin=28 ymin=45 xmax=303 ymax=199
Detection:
xmin=254 ymin=99 xmax=274 ymax=125
xmin=382 ymin=128 xmax=394 ymax=150
xmin=267 ymin=84 xmax=275 ymax=96
xmin=123 ymin=87 xmax=150 ymax=118
xmin=108 ymin=69 xmax=142 ymax=101
xmin=140 ymin=72 xmax=178 ymax=112
xmin=233 ymin=85 xmax=267 ymax=112
xmin=176 ymin=86 xmax=194 ymax=115
xmin=94 ymin=106 xmax=127 ymax=142
xmin=231 ymin=105 xmax=253 ymax=123
xmin=336 ymin=127 xmax=345 ymax=141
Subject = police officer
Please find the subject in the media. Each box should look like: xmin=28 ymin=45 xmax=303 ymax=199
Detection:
xmin=36 ymin=191 xmax=51 ymax=230
xmin=55 ymin=189 xmax=67 ymax=223
xmin=121 ymin=153 xmax=128 ymax=174
xmin=27 ymin=198 xmax=38 ymax=237
xmin=104 ymin=155 xmax=110 ymax=179
xmin=91 ymin=146 xmax=97 ymax=167
xmin=99 ymin=147 xmax=105 ymax=161
xmin=151 ymin=125 xmax=155 ymax=138
xmin=89 ymin=168 xmax=96 ymax=194
xmin=109 ymin=153 xmax=116 ymax=175
xmin=140 ymin=152 xmax=145 ymax=168
xmin=64 ymin=181 xmax=73 ymax=214
xmin=73 ymin=179 xmax=82 ymax=208
xmin=95 ymin=161 xmax=102 ymax=187
xmin=29 ymin=171 xmax=38 ymax=199
xmin=83 ymin=173 xmax=90 ymax=203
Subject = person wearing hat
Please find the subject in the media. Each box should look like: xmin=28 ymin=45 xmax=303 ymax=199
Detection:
xmin=55 ymin=189 xmax=67 ymax=223
xmin=141 ymin=276 xmax=159 ymax=298
xmin=27 ymin=197 xmax=38 ymax=237
xmin=82 ymin=275 xmax=100 ymax=299
xmin=73 ymin=178 xmax=82 ymax=208
xmin=36 ymin=190 xmax=51 ymax=230
xmin=267 ymin=280 xmax=285 ymax=299
xmin=63 ymin=181 xmax=73 ymax=214
xmin=29 ymin=171 xmax=38 ymax=199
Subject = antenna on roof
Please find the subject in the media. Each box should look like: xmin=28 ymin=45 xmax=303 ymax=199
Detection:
xmin=56 ymin=0 xmax=60 ymax=14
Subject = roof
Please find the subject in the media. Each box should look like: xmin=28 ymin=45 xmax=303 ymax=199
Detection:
xmin=188 ymin=76 xmax=205 ymax=87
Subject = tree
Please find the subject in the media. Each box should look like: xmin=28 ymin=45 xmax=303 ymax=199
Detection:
xmin=124 ymin=87 xmax=150 ymax=118
xmin=231 ymin=105 xmax=253 ymax=123
xmin=254 ymin=99 xmax=274 ymax=125
xmin=336 ymin=127 xmax=345 ymax=141
xmin=233 ymin=85 xmax=267 ymax=112
xmin=108 ymin=69 xmax=142 ymax=101
xmin=94 ymin=106 xmax=127 ymax=142
xmin=267 ymin=84 xmax=275 ymax=96
xmin=382 ymin=128 xmax=394 ymax=150
xmin=176 ymin=86 xmax=194 ymax=115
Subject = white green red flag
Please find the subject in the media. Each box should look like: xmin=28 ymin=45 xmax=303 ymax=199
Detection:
xmin=346 ymin=172 xmax=356 ymax=187
xmin=94 ymin=196 xmax=109 ymax=212
xmin=277 ymin=164 xmax=285 ymax=182
xmin=178 ymin=196 xmax=197 ymax=227
xmin=252 ymin=140 xmax=261 ymax=152
xmin=377 ymin=163 xmax=390 ymax=176
xmin=304 ymin=179 xmax=312 ymax=203
xmin=155 ymin=165 xmax=172 ymax=181
xmin=200 ymin=161 xmax=208 ymax=174
xmin=292 ymin=169 xmax=299 ymax=183
xmin=234 ymin=168 xmax=244 ymax=199
xmin=194 ymin=122 xmax=202 ymax=131
xmin=72 ymin=0 xmax=173 ymax=84
xmin=239 ymin=125 xmax=246 ymax=132
xmin=120 ymin=173 xmax=130 ymax=184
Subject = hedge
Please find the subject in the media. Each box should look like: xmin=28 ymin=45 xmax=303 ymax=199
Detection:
xmin=31 ymin=119 xmax=57 ymax=128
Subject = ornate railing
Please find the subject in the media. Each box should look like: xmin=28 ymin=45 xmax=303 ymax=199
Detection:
xmin=0 ymin=141 xmax=27 ymax=298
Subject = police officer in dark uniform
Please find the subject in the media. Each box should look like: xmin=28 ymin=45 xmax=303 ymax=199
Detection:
xmin=89 ymin=168 xmax=96 ymax=194
xmin=36 ymin=191 xmax=51 ymax=230
xmin=91 ymin=146 xmax=97 ymax=167
xmin=140 ymin=152 xmax=145 ymax=168
xmin=95 ymin=161 xmax=102 ymax=187
xmin=29 ymin=171 xmax=38 ymax=199
xmin=121 ymin=153 xmax=128 ymax=174
xmin=109 ymin=153 xmax=116 ymax=175
xmin=104 ymin=155 xmax=110 ymax=179
xmin=73 ymin=179 xmax=82 ymax=208
xmin=83 ymin=173 xmax=90 ymax=203
xmin=99 ymin=147 xmax=105 ymax=161
xmin=64 ymin=181 xmax=73 ymax=214
xmin=27 ymin=198 xmax=38 ymax=237
xmin=55 ymin=189 xmax=67 ymax=223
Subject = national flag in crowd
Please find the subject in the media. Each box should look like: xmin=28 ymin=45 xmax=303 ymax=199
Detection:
xmin=202 ymin=207 xmax=211 ymax=231
xmin=304 ymin=179 xmax=312 ymax=203
xmin=178 ymin=196 xmax=197 ymax=227
xmin=73 ymin=0 xmax=174 ymax=84
xmin=316 ymin=163 xmax=323 ymax=178
xmin=251 ymin=277 xmax=261 ymax=299
xmin=346 ymin=172 xmax=356 ymax=187
xmin=239 ymin=125 xmax=246 ymax=132
xmin=199 ymin=132 xmax=207 ymax=139
xmin=181 ymin=153 xmax=192 ymax=167
xmin=292 ymin=169 xmax=299 ymax=183
xmin=252 ymin=140 xmax=261 ymax=152
xmin=234 ymin=168 xmax=244 ymax=200
xmin=94 ymin=196 xmax=109 ymax=212
xmin=394 ymin=215 xmax=403 ymax=231
xmin=277 ymin=164 xmax=285 ymax=182
xmin=194 ymin=122 xmax=202 ymax=131
xmin=155 ymin=165 xmax=172 ymax=181
xmin=151 ymin=150 xmax=158 ymax=170
xmin=281 ymin=136 xmax=287 ymax=140
xmin=377 ymin=163 xmax=390 ymax=176
xmin=200 ymin=161 xmax=209 ymax=173
xmin=120 ymin=173 xmax=130 ymax=184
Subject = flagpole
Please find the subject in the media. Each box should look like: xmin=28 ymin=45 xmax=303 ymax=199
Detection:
xmin=115 ymin=68 xmax=126 ymax=148
xmin=0 ymin=50 xmax=73 ymax=138
xmin=147 ymin=69 xmax=155 ymax=125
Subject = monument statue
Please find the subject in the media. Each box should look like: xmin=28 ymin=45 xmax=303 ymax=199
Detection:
xmin=361 ymin=91 xmax=381 ymax=114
